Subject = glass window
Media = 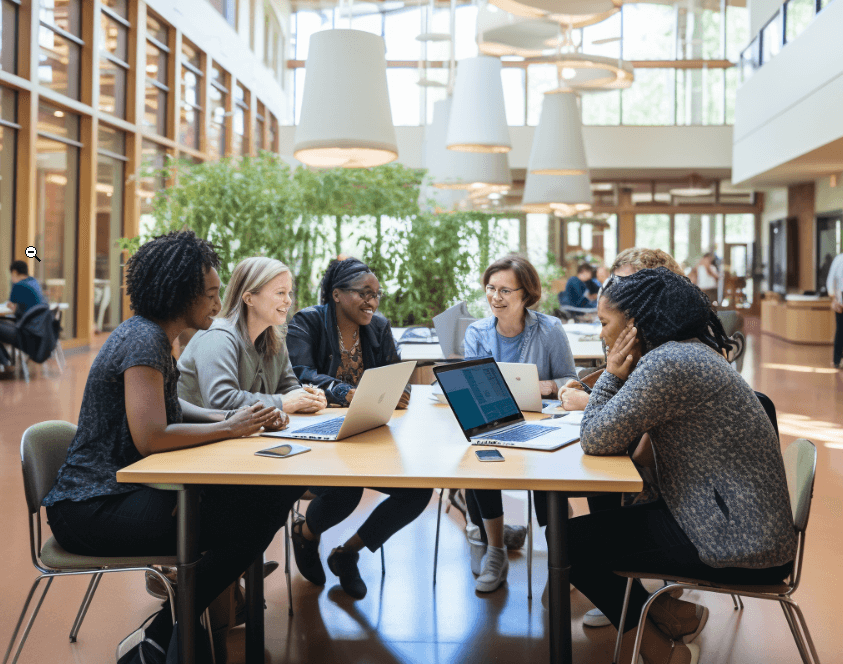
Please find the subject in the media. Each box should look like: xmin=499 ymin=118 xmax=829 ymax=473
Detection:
xmin=761 ymin=12 xmax=782 ymax=64
xmin=40 ymin=0 xmax=82 ymax=36
xmin=785 ymin=0 xmax=814 ymax=43
xmin=36 ymin=104 xmax=80 ymax=339
xmin=582 ymin=90 xmax=620 ymax=125
xmin=384 ymin=7 xmax=421 ymax=60
xmin=387 ymin=69 xmax=420 ymax=126
xmin=99 ymin=56 xmax=127 ymax=118
xmin=101 ymin=0 xmax=127 ymax=19
xmin=1 ymin=0 xmax=19 ymax=74
xmin=581 ymin=12 xmax=622 ymax=59
xmin=96 ymin=125 xmax=126 ymax=330
xmin=146 ymin=12 xmax=167 ymax=45
xmin=38 ymin=25 xmax=82 ymax=99
xmin=676 ymin=67 xmax=725 ymax=125
xmin=725 ymin=67 xmax=739 ymax=124
xmin=255 ymin=103 xmax=265 ymax=152
xmin=269 ymin=114 xmax=277 ymax=152
xmin=623 ymin=69 xmax=673 ymax=125
xmin=208 ymin=0 xmax=235 ymax=25
xmin=144 ymin=84 xmax=167 ymax=136
xmin=138 ymin=139 xmax=166 ymax=236
xmin=0 ymin=87 xmax=17 ymax=304
xmin=144 ymin=15 xmax=169 ymax=136
xmin=233 ymin=83 xmax=248 ymax=156
xmin=726 ymin=5 xmax=750 ymax=63
xmin=526 ymin=64 xmax=557 ymax=126
xmin=38 ymin=102 xmax=80 ymax=139
xmin=635 ymin=214 xmax=671 ymax=253
xmin=180 ymin=40 xmax=202 ymax=149
xmin=100 ymin=13 xmax=128 ymax=61
xmin=209 ymin=66 xmax=228 ymax=159
xmin=622 ymin=4 xmax=675 ymax=59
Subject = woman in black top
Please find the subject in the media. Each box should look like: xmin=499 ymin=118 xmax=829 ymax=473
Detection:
xmin=286 ymin=258 xmax=432 ymax=600
xmin=43 ymin=231 xmax=304 ymax=664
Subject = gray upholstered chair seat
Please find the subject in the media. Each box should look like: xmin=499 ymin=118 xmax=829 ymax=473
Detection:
xmin=39 ymin=536 xmax=177 ymax=570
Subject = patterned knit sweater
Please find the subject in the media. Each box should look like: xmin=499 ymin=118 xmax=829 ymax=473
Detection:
xmin=581 ymin=340 xmax=797 ymax=569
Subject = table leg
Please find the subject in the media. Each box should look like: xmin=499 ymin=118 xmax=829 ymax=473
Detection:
xmin=245 ymin=554 xmax=265 ymax=664
xmin=546 ymin=491 xmax=572 ymax=664
xmin=177 ymin=487 xmax=200 ymax=664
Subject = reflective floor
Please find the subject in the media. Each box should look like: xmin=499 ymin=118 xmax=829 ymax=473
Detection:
xmin=1 ymin=323 xmax=841 ymax=663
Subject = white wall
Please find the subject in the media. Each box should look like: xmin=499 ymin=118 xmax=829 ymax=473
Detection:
xmin=733 ymin=0 xmax=843 ymax=184
xmin=816 ymin=177 xmax=843 ymax=214
xmin=749 ymin=0 xmax=784 ymax=37
xmin=146 ymin=0 xmax=290 ymax=123
xmin=278 ymin=125 xmax=734 ymax=172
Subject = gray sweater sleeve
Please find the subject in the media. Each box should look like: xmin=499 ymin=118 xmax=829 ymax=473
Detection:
xmin=192 ymin=332 xmax=287 ymax=411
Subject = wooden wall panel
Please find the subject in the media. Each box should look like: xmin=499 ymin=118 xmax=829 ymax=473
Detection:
xmin=788 ymin=182 xmax=816 ymax=292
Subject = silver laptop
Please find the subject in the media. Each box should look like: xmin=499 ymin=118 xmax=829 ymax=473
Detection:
xmin=262 ymin=361 xmax=416 ymax=441
xmin=497 ymin=362 xmax=544 ymax=412
xmin=433 ymin=302 xmax=477 ymax=359
xmin=433 ymin=358 xmax=581 ymax=451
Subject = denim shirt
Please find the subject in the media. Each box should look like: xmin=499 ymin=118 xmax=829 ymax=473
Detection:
xmin=463 ymin=309 xmax=577 ymax=391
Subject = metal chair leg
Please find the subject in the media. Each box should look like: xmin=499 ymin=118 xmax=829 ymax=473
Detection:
xmin=433 ymin=489 xmax=444 ymax=586
xmin=7 ymin=576 xmax=53 ymax=664
xmin=789 ymin=601 xmax=822 ymax=664
xmin=780 ymin=601 xmax=812 ymax=664
xmin=68 ymin=573 xmax=102 ymax=642
xmin=527 ymin=491 xmax=533 ymax=600
xmin=731 ymin=593 xmax=744 ymax=610
xmin=54 ymin=341 xmax=66 ymax=373
xmin=4 ymin=576 xmax=50 ymax=664
xmin=612 ymin=578 xmax=634 ymax=664
xmin=629 ymin=584 xmax=676 ymax=664
xmin=201 ymin=608 xmax=216 ymax=664
xmin=380 ymin=544 xmax=386 ymax=577
xmin=284 ymin=519 xmax=294 ymax=617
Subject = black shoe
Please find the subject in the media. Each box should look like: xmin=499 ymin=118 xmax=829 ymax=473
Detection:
xmin=327 ymin=546 xmax=367 ymax=600
xmin=291 ymin=518 xmax=326 ymax=586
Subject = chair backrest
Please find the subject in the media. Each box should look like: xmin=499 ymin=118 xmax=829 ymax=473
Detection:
xmin=754 ymin=391 xmax=779 ymax=440
xmin=20 ymin=421 xmax=78 ymax=515
xmin=717 ymin=310 xmax=744 ymax=338
xmin=782 ymin=439 xmax=816 ymax=533
xmin=728 ymin=331 xmax=746 ymax=372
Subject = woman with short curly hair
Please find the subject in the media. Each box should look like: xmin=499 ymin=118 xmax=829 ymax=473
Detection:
xmin=43 ymin=231 xmax=304 ymax=663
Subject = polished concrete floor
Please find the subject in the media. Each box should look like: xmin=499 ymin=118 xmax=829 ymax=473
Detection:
xmin=1 ymin=322 xmax=841 ymax=663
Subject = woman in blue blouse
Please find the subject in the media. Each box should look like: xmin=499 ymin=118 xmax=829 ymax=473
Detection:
xmin=463 ymin=254 xmax=577 ymax=592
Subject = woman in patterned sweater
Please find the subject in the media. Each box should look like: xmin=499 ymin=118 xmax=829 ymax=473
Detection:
xmin=566 ymin=267 xmax=797 ymax=664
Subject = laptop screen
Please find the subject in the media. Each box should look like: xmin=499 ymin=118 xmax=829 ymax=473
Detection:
xmin=434 ymin=358 xmax=523 ymax=438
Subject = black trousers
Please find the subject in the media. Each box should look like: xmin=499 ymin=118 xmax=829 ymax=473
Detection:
xmin=0 ymin=319 xmax=17 ymax=365
xmin=834 ymin=310 xmax=843 ymax=365
xmin=46 ymin=484 xmax=304 ymax=619
xmin=560 ymin=499 xmax=793 ymax=633
xmin=305 ymin=486 xmax=433 ymax=552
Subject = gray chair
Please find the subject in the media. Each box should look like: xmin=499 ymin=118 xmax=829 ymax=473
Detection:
xmin=4 ymin=421 xmax=212 ymax=664
xmin=611 ymin=439 xmax=820 ymax=664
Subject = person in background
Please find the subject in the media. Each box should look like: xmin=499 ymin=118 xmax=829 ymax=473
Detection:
xmin=558 ymin=263 xmax=598 ymax=309
xmin=826 ymin=250 xmax=843 ymax=368
xmin=690 ymin=252 xmax=719 ymax=304
xmin=177 ymin=256 xmax=327 ymax=416
xmin=565 ymin=267 xmax=795 ymax=664
xmin=594 ymin=265 xmax=611 ymax=285
xmin=286 ymin=258 xmax=431 ymax=600
xmin=42 ymin=231 xmax=303 ymax=664
xmin=463 ymin=254 xmax=577 ymax=593
xmin=0 ymin=260 xmax=47 ymax=367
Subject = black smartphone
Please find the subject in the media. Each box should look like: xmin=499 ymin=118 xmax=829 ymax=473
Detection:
xmin=475 ymin=448 xmax=505 ymax=462
xmin=255 ymin=443 xmax=311 ymax=459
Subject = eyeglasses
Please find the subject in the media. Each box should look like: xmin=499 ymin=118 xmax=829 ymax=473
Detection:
xmin=344 ymin=288 xmax=385 ymax=303
xmin=485 ymin=285 xmax=523 ymax=298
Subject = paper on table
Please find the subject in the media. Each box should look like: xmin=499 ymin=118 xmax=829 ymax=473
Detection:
xmin=552 ymin=411 xmax=585 ymax=425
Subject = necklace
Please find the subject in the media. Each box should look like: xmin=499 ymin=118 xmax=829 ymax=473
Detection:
xmin=337 ymin=324 xmax=359 ymax=354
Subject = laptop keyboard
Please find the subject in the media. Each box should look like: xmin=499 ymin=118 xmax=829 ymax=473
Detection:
xmin=476 ymin=424 xmax=554 ymax=442
xmin=292 ymin=417 xmax=345 ymax=436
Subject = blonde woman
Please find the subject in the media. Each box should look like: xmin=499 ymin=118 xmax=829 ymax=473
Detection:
xmin=178 ymin=256 xmax=327 ymax=416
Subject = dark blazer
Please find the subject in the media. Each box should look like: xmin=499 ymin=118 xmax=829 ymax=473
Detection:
xmin=287 ymin=303 xmax=408 ymax=405
xmin=16 ymin=304 xmax=60 ymax=363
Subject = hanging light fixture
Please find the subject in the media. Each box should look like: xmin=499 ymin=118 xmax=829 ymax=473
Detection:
xmin=530 ymin=51 xmax=634 ymax=90
xmin=294 ymin=29 xmax=398 ymax=168
xmin=477 ymin=5 xmax=560 ymax=58
xmin=426 ymin=98 xmax=512 ymax=192
xmin=446 ymin=56 xmax=511 ymax=153
xmin=521 ymin=171 xmax=593 ymax=213
xmin=489 ymin=0 xmax=620 ymax=28
xmin=528 ymin=89 xmax=587 ymax=175
xmin=669 ymin=173 xmax=715 ymax=197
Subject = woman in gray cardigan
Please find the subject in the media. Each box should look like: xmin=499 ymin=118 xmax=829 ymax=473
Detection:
xmin=178 ymin=257 xmax=327 ymax=417
xmin=570 ymin=268 xmax=796 ymax=664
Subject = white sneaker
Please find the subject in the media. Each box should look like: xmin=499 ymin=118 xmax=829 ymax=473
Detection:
xmin=465 ymin=522 xmax=481 ymax=541
xmin=469 ymin=538 xmax=487 ymax=576
xmin=583 ymin=607 xmax=612 ymax=627
xmin=475 ymin=545 xmax=508 ymax=593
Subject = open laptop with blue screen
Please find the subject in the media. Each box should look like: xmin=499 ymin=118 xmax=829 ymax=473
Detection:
xmin=433 ymin=357 xmax=581 ymax=451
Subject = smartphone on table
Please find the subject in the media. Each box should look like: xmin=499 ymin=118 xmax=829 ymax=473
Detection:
xmin=255 ymin=443 xmax=311 ymax=459
xmin=475 ymin=449 xmax=505 ymax=462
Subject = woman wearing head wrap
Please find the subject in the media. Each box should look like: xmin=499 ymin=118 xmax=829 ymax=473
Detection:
xmin=559 ymin=267 xmax=796 ymax=664
xmin=285 ymin=258 xmax=432 ymax=600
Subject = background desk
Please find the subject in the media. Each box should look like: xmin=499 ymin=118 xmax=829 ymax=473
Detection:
xmin=0 ymin=302 xmax=69 ymax=317
xmin=118 ymin=386 xmax=640 ymax=664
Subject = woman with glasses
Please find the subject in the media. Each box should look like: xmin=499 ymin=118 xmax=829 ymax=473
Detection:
xmin=286 ymin=257 xmax=432 ymax=600
xmin=462 ymin=254 xmax=577 ymax=593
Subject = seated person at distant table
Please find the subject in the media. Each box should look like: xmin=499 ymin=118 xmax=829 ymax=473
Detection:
xmin=0 ymin=260 xmax=47 ymax=366
xmin=558 ymin=263 xmax=598 ymax=309
xmin=286 ymin=257 xmax=432 ymax=601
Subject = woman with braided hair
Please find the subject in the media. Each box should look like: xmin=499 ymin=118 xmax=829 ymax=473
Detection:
xmin=286 ymin=258 xmax=432 ymax=600
xmin=43 ymin=231 xmax=305 ymax=663
xmin=560 ymin=267 xmax=797 ymax=664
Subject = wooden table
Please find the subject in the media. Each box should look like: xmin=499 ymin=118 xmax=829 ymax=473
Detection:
xmin=0 ymin=302 xmax=69 ymax=317
xmin=118 ymin=386 xmax=640 ymax=664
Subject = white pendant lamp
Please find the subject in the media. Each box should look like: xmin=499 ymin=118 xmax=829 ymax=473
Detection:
xmin=489 ymin=0 xmax=620 ymax=28
xmin=477 ymin=6 xmax=560 ymax=58
xmin=294 ymin=29 xmax=398 ymax=168
xmin=521 ymin=171 xmax=593 ymax=213
xmin=425 ymin=98 xmax=512 ymax=192
xmin=529 ymin=89 xmax=587 ymax=176
xmin=446 ymin=56 xmax=511 ymax=154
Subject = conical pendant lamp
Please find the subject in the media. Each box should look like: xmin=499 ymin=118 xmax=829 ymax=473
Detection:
xmin=294 ymin=29 xmax=398 ymax=168
xmin=426 ymin=98 xmax=512 ymax=192
xmin=521 ymin=171 xmax=593 ymax=213
xmin=446 ymin=56 xmax=511 ymax=154
xmin=529 ymin=89 xmax=587 ymax=176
